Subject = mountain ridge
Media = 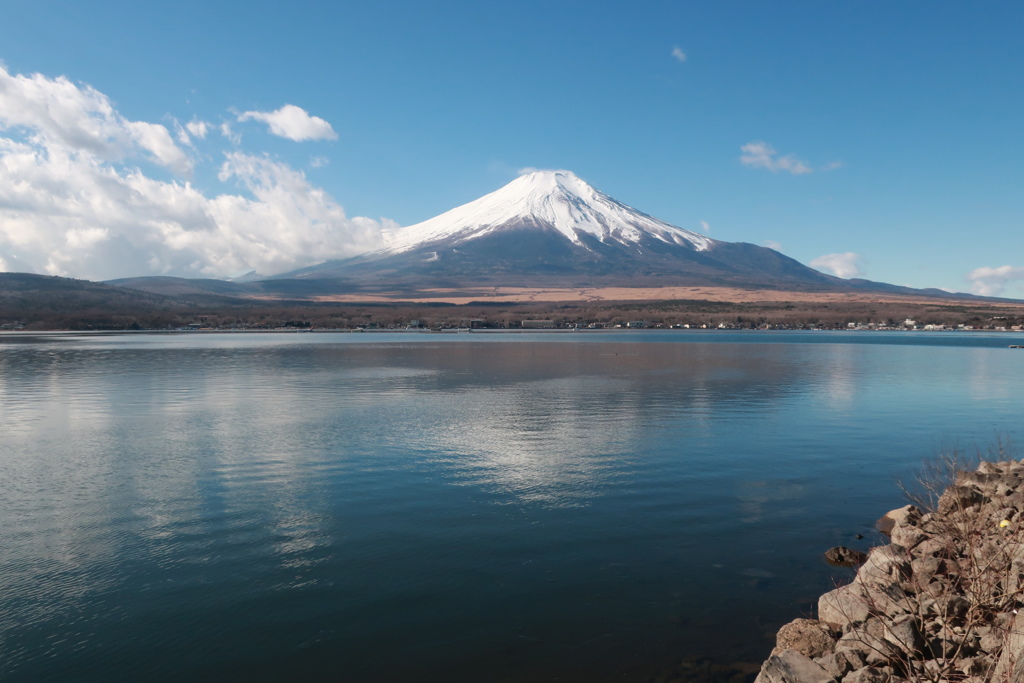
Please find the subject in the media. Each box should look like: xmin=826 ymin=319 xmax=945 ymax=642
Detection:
xmin=273 ymin=170 xmax=869 ymax=292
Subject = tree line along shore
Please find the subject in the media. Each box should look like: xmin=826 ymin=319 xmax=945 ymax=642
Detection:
xmin=3 ymin=295 xmax=1024 ymax=332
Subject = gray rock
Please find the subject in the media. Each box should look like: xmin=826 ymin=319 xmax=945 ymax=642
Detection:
xmin=912 ymin=536 xmax=948 ymax=558
xmin=876 ymin=505 xmax=921 ymax=538
xmin=889 ymin=523 xmax=927 ymax=551
xmin=959 ymin=654 xmax=996 ymax=677
xmin=835 ymin=618 xmax=896 ymax=667
xmin=812 ymin=653 xmax=849 ymax=678
xmin=843 ymin=666 xmax=888 ymax=683
xmin=857 ymin=545 xmax=911 ymax=586
xmin=819 ymin=584 xmax=871 ymax=629
xmin=932 ymin=594 xmax=970 ymax=621
xmin=824 ymin=546 xmax=867 ymax=567
xmin=883 ymin=614 xmax=924 ymax=656
xmin=938 ymin=485 xmax=989 ymax=514
xmin=992 ymin=611 xmax=1024 ymax=682
xmin=910 ymin=554 xmax=942 ymax=582
xmin=774 ymin=618 xmax=837 ymax=658
xmin=979 ymin=627 xmax=1004 ymax=654
xmin=977 ymin=461 xmax=1005 ymax=475
xmin=957 ymin=471 xmax=1006 ymax=488
xmin=753 ymin=649 xmax=836 ymax=683
xmin=995 ymin=482 xmax=1016 ymax=498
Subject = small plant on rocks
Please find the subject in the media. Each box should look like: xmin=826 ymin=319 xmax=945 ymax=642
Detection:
xmin=755 ymin=442 xmax=1024 ymax=683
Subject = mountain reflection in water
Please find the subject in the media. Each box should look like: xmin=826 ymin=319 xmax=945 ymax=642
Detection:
xmin=0 ymin=331 xmax=1021 ymax=682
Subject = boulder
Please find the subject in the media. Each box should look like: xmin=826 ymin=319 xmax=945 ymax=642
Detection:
xmin=753 ymin=649 xmax=835 ymax=683
xmin=812 ymin=652 xmax=853 ymax=679
xmin=824 ymin=546 xmax=867 ymax=567
xmin=876 ymin=505 xmax=921 ymax=538
xmin=882 ymin=614 xmax=924 ymax=656
xmin=774 ymin=618 xmax=836 ymax=658
xmin=992 ymin=611 xmax=1024 ymax=682
xmin=843 ymin=667 xmax=889 ymax=683
xmin=889 ymin=523 xmax=926 ymax=551
xmin=856 ymin=545 xmax=910 ymax=586
xmin=819 ymin=584 xmax=871 ymax=629
xmin=835 ymin=618 xmax=898 ymax=667
xmin=937 ymin=485 xmax=990 ymax=514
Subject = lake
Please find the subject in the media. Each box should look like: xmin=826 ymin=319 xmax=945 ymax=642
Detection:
xmin=1 ymin=330 xmax=1022 ymax=682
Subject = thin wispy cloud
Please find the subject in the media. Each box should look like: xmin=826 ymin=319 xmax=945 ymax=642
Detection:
xmin=762 ymin=240 xmax=783 ymax=252
xmin=0 ymin=65 xmax=389 ymax=281
xmin=238 ymin=104 xmax=337 ymax=142
xmin=671 ymin=46 xmax=687 ymax=63
xmin=220 ymin=121 xmax=241 ymax=145
xmin=810 ymin=252 xmax=865 ymax=279
xmin=698 ymin=220 xmax=710 ymax=233
xmin=966 ymin=265 xmax=1024 ymax=297
xmin=740 ymin=142 xmax=811 ymax=175
xmin=740 ymin=141 xmax=842 ymax=176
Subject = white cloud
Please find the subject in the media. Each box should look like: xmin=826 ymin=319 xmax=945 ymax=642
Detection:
xmin=309 ymin=156 xmax=329 ymax=168
xmin=517 ymin=166 xmax=539 ymax=175
xmin=810 ymin=252 xmax=865 ymax=279
xmin=220 ymin=121 xmax=241 ymax=145
xmin=966 ymin=265 xmax=1024 ymax=297
xmin=762 ymin=240 xmax=783 ymax=251
xmin=0 ymin=65 xmax=390 ymax=281
xmin=740 ymin=141 xmax=813 ymax=175
xmin=186 ymin=119 xmax=209 ymax=139
xmin=698 ymin=220 xmax=710 ymax=233
xmin=126 ymin=120 xmax=193 ymax=176
xmin=671 ymin=46 xmax=687 ymax=63
xmin=238 ymin=104 xmax=337 ymax=142
xmin=0 ymin=65 xmax=192 ymax=175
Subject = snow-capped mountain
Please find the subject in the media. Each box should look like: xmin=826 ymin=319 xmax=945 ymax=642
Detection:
xmin=380 ymin=170 xmax=714 ymax=255
xmin=277 ymin=170 xmax=840 ymax=289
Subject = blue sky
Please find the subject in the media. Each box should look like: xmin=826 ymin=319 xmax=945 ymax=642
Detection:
xmin=1 ymin=0 xmax=1022 ymax=296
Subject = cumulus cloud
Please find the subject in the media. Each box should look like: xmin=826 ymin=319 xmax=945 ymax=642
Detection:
xmin=0 ymin=65 xmax=193 ymax=175
xmin=238 ymin=104 xmax=337 ymax=142
xmin=671 ymin=46 xmax=687 ymax=62
xmin=810 ymin=252 xmax=865 ymax=279
xmin=966 ymin=265 xmax=1024 ymax=297
xmin=0 ymin=65 xmax=389 ymax=281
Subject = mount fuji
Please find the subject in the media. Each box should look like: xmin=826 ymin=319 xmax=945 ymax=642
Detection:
xmin=278 ymin=170 xmax=848 ymax=290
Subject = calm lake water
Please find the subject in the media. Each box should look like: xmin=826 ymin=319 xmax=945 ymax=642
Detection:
xmin=1 ymin=330 xmax=1022 ymax=682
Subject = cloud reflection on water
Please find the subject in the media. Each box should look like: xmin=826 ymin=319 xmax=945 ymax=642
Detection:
xmin=426 ymin=376 xmax=639 ymax=507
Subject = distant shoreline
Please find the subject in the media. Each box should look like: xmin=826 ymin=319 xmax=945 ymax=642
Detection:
xmin=4 ymin=327 xmax=1024 ymax=337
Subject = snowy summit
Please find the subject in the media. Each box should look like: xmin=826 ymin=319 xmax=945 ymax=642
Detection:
xmin=382 ymin=170 xmax=713 ymax=254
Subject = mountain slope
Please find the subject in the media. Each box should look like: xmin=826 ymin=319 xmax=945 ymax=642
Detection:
xmin=0 ymin=273 xmax=190 ymax=328
xmin=278 ymin=170 xmax=842 ymax=290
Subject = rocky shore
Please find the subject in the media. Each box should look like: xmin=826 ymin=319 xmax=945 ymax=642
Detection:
xmin=755 ymin=460 xmax=1024 ymax=683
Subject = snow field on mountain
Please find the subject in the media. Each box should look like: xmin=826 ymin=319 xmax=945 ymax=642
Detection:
xmin=381 ymin=170 xmax=714 ymax=254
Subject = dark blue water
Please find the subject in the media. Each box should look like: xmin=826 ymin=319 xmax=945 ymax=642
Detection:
xmin=0 ymin=331 xmax=1021 ymax=682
